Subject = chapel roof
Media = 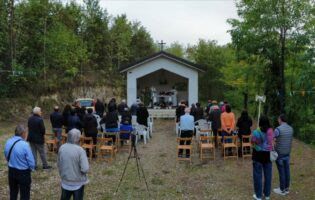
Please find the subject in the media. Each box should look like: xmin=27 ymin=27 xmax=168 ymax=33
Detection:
xmin=119 ymin=51 xmax=205 ymax=73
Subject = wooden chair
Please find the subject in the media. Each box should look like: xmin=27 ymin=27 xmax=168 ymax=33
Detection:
xmin=119 ymin=130 xmax=132 ymax=152
xmin=103 ymin=132 xmax=119 ymax=151
xmin=80 ymin=136 xmax=96 ymax=160
xmin=176 ymin=137 xmax=193 ymax=163
xmin=97 ymin=137 xmax=117 ymax=162
xmin=241 ymin=135 xmax=252 ymax=159
xmin=222 ymin=135 xmax=238 ymax=160
xmin=61 ymin=133 xmax=68 ymax=144
xmin=199 ymin=136 xmax=215 ymax=161
xmin=216 ymin=128 xmax=223 ymax=149
xmin=45 ymin=133 xmax=57 ymax=153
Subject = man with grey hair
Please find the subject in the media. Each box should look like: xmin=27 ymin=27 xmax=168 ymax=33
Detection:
xmin=58 ymin=128 xmax=89 ymax=200
xmin=4 ymin=124 xmax=35 ymax=200
xmin=27 ymin=106 xmax=51 ymax=169
xmin=179 ymin=107 xmax=194 ymax=158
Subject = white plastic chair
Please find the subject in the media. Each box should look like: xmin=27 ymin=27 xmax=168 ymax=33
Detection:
xmin=147 ymin=116 xmax=153 ymax=138
xmin=135 ymin=124 xmax=149 ymax=144
xmin=132 ymin=116 xmax=138 ymax=126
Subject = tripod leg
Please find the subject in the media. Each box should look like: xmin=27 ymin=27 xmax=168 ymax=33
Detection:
xmin=134 ymin=147 xmax=141 ymax=182
xmin=115 ymin=146 xmax=134 ymax=194
xmin=134 ymin=147 xmax=150 ymax=195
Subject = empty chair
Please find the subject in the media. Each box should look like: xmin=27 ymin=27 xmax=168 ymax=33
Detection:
xmin=97 ymin=137 xmax=117 ymax=162
xmin=199 ymin=136 xmax=215 ymax=161
xmin=135 ymin=124 xmax=149 ymax=144
xmin=80 ymin=136 xmax=96 ymax=160
xmin=45 ymin=133 xmax=57 ymax=153
xmin=147 ymin=116 xmax=154 ymax=138
xmin=241 ymin=135 xmax=252 ymax=159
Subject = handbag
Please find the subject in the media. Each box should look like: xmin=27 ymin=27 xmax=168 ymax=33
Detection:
xmin=270 ymin=150 xmax=278 ymax=161
xmin=270 ymin=128 xmax=278 ymax=161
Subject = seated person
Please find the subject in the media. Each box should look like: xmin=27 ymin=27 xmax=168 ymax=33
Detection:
xmin=100 ymin=107 xmax=119 ymax=143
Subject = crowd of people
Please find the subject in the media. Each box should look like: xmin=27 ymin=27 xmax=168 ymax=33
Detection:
xmin=4 ymin=98 xmax=293 ymax=200
xmin=176 ymin=99 xmax=294 ymax=200
xmin=3 ymin=97 xmax=150 ymax=200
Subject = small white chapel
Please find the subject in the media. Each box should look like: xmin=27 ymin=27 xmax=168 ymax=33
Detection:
xmin=119 ymin=51 xmax=204 ymax=108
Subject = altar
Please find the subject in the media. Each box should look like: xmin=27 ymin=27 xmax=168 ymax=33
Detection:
xmin=151 ymin=88 xmax=177 ymax=108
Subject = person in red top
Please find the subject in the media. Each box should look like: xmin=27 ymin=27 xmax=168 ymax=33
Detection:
xmin=220 ymin=104 xmax=235 ymax=142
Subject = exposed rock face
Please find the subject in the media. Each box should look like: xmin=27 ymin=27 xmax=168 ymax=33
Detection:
xmin=0 ymin=86 xmax=125 ymax=121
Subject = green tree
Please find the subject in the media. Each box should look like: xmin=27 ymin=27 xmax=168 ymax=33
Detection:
xmin=165 ymin=42 xmax=185 ymax=58
xmin=130 ymin=22 xmax=155 ymax=62
xmin=110 ymin=14 xmax=133 ymax=70
xmin=228 ymin=0 xmax=314 ymax=117
xmin=187 ymin=40 xmax=225 ymax=102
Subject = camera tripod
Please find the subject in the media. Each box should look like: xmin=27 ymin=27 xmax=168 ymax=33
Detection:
xmin=115 ymin=133 xmax=150 ymax=196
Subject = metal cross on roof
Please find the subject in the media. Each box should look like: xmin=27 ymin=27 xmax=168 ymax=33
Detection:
xmin=158 ymin=40 xmax=166 ymax=51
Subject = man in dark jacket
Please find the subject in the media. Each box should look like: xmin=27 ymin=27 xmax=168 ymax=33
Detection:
xmin=67 ymin=110 xmax=83 ymax=133
xmin=95 ymin=99 xmax=105 ymax=117
xmin=209 ymin=100 xmax=221 ymax=147
xmin=136 ymin=103 xmax=149 ymax=127
xmin=195 ymin=102 xmax=204 ymax=121
xmin=83 ymin=108 xmax=98 ymax=145
xmin=50 ymin=106 xmax=63 ymax=151
xmin=28 ymin=107 xmax=51 ymax=169
xmin=118 ymin=99 xmax=128 ymax=116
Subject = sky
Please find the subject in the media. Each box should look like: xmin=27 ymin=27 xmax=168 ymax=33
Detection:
xmin=78 ymin=0 xmax=239 ymax=46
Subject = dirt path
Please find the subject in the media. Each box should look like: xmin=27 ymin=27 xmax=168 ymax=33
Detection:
xmin=0 ymin=119 xmax=315 ymax=199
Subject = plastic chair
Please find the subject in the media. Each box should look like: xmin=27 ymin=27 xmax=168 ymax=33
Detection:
xmin=135 ymin=124 xmax=149 ymax=144
xmin=147 ymin=116 xmax=153 ymax=138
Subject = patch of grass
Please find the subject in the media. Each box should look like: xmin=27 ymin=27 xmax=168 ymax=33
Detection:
xmin=151 ymin=177 xmax=164 ymax=185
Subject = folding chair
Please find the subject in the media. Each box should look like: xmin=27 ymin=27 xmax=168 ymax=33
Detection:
xmin=97 ymin=137 xmax=117 ymax=162
xmin=241 ymin=135 xmax=252 ymax=159
xmin=45 ymin=133 xmax=57 ymax=153
xmin=199 ymin=136 xmax=215 ymax=161
xmin=222 ymin=135 xmax=238 ymax=160
xmin=80 ymin=136 xmax=96 ymax=160
xmin=176 ymin=137 xmax=193 ymax=163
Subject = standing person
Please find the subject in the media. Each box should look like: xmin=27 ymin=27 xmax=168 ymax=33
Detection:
xmin=62 ymin=104 xmax=72 ymax=128
xmin=130 ymin=101 xmax=139 ymax=116
xmin=136 ymin=103 xmax=149 ymax=127
xmin=251 ymin=115 xmax=273 ymax=200
xmin=118 ymin=99 xmax=128 ymax=116
xmin=237 ymin=110 xmax=253 ymax=140
xmin=50 ymin=106 xmax=64 ymax=151
xmin=220 ymin=104 xmax=236 ymax=141
xmin=67 ymin=109 xmax=82 ymax=133
xmin=4 ymin=124 xmax=35 ymax=200
xmin=95 ymin=99 xmax=105 ymax=118
xmin=83 ymin=108 xmax=98 ymax=145
xmin=179 ymin=107 xmax=194 ymax=158
xmin=27 ymin=107 xmax=51 ymax=169
xmin=190 ymin=103 xmax=197 ymax=121
xmin=273 ymin=114 xmax=293 ymax=196
xmin=209 ymin=100 xmax=221 ymax=147
xmin=58 ymin=128 xmax=89 ymax=200
xmin=195 ymin=102 xmax=204 ymax=121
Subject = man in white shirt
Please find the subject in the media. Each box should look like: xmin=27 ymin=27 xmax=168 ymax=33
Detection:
xmin=179 ymin=107 xmax=194 ymax=158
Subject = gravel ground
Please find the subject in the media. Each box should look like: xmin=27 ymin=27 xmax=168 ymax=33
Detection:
xmin=0 ymin=119 xmax=315 ymax=200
